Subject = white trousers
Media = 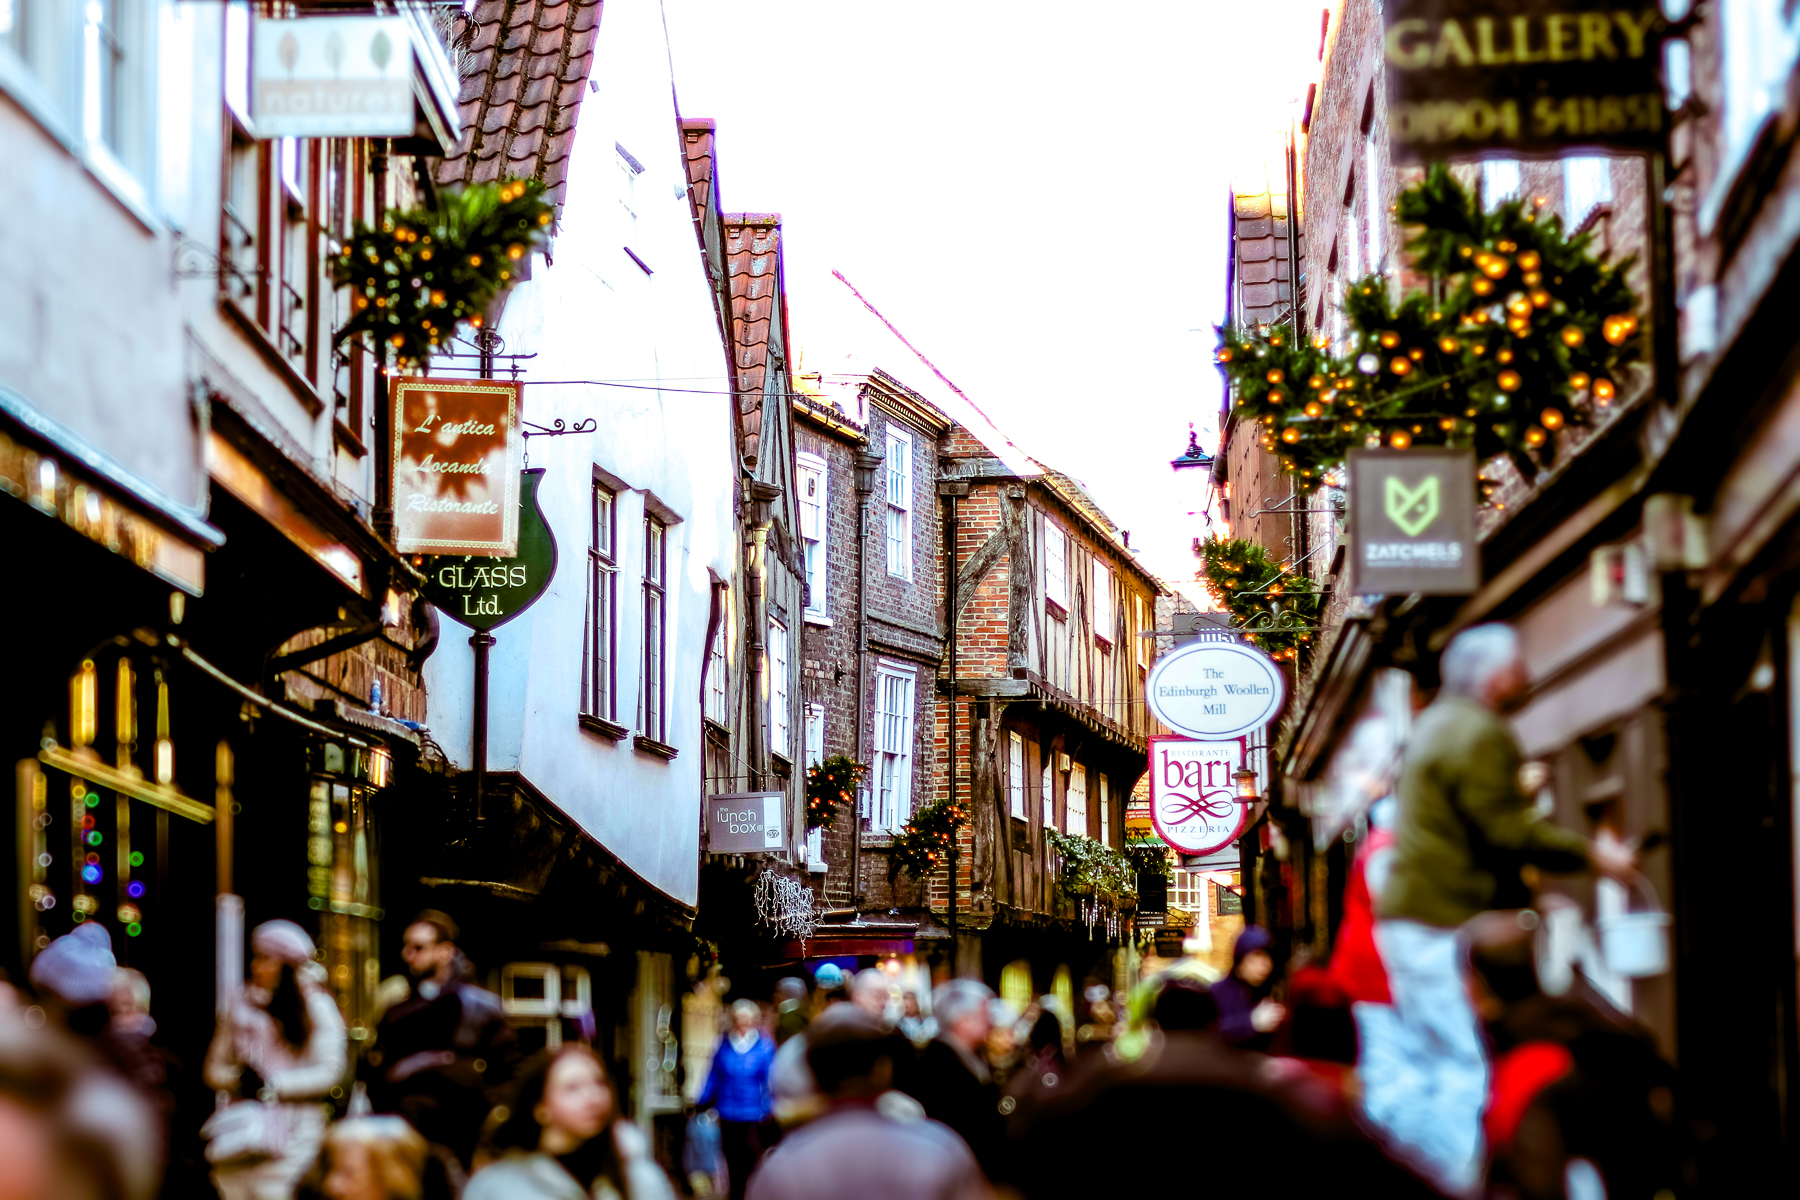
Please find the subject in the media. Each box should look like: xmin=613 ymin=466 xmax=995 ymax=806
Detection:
xmin=1365 ymin=920 xmax=1488 ymax=1197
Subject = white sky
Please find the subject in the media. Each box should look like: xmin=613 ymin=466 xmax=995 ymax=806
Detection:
xmin=663 ymin=0 xmax=1323 ymax=590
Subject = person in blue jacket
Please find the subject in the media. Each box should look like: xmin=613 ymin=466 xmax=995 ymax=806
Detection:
xmin=698 ymin=999 xmax=778 ymax=1200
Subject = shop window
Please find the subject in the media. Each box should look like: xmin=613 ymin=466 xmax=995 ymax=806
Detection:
xmin=798 ymin=453 xmax=827 ymax=617
xmin=769 ymin=617 xmax=790 ymax=759
xmin=1067 ymin=763 xmax=1088 ymax=836
xmin=501 ymin=962 xmax=593 ymax=1055
xmin=1482 ymin=159 xmax=1521 ymax=210
xmin=1364 ymin=135 xmax=1383 ymax=270
xmin=583 ymin=483 xmax=618 ymax=726
xmin=874 ymin=665 xmax=915 ymax=832
xmin=1563 ymin=156 xmax=1613 ymax=229
xmin=1172 ymin=869 xmax=1207 ymax=911
xmin=640 ymin=516 xmax=667 ymax=742
xmin=885 ymin=429 xmax=912 ymax=579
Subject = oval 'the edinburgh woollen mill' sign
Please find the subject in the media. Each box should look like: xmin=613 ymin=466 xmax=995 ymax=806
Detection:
xmin=1146 ymin=639 xmax=1287 ymax=741
xmin=421 ymin=469 xmax=557 ymax=631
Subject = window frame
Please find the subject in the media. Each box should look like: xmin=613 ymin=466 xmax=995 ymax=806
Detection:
xmin=704 ymin=600 xmax=729 ymax=729
xmin=1008 ymin=731 xmax=1027 ymax=820
xmin=797 ymin=452 xmax=828 ymax=618
xmin=1041 ymin=758 xmax=1054 ymax=828
xmin=1134 ymin=593 xmax=1152 ymax=669
xmin=884 ymin=428 xmax=913 ymax=580
xmin=768 ymin=616 xmax=791 ymax=760
xmin=1093 ymin=561 xmax=1113 ymax=647
xmin=873 ymin=663 xmax=916 ymax=833
xmin=1044 ymin=519 xmax=1068 ymax=613
xmin=1098 ymin=774 xmax=1110 ymax=846
xmin=582 ymin=482 xmax=619 ymax=725
xmin=1066 ymin=763 xmax=1089 ymax=836
xmin=640 ymin=514 xmax=668 ymax=743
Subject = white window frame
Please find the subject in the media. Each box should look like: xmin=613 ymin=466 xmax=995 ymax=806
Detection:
xmin=1172 ymin=869 xmax=1207 ymax=911
xmin=1482 ymin=159 xmax=1521 ymax=210
xmin=1008 ymin=732 xmax=1026 ymax=820
xmin=804 ymin=704 xmax=826 ymax=870
xmin=1067 ymin=763 xmax=1088 ymax=836
xmin=1093 ymin=561 xmax=1113 ymax=646
xmin=704 ymin=599 xmax=728 ymax=727
xmin=1562 ymin=156 xmax=1613 ymax=230
xmin=1044 ymin=519 xmax=1068 ymax=611
xmin=885 ymin=429 xmax=913 ymax=579
xmin=769 ymin=616 xmax=790 ymax=759
xmin=639 ymin=515 xmax=668 ymax=742
xmin=1041 ymin=759 xmax=1054 ymax=827
xmin=1099 ymin=775 xmax=1110 ymax=846
xmin=874 ymin=663 xmax=915 ymax=833
xmin=798 ymin=452 xmax=828 ymax=618
xmin=1135 ymin=594 xmax=1152 ymax=668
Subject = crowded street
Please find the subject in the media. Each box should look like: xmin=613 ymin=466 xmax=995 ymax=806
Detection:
xmin=1 ymin=0 xmax=1795 ymax=1196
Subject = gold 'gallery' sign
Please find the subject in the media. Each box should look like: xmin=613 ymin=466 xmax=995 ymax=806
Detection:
xmin=1384 ymin=3 xmax=1666 ymax=161
xmin=389 ymin=377 xmax=524 ymax=557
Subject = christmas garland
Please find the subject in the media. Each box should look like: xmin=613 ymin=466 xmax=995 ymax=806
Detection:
xmin=1045 ymin=830 xmax=1138 ymax=906
xmin=1195 ymin=536 xmax=1321 ymax=661
xmin=1216 ymin=164 xmax=1643 ymax=487
xmin=331 ymin=179 xmax=555 ymax=369
xmin=889 ymin=796 xmax=968 ymax=882
xmin=805 ymin=755 xmax=865 ymax=831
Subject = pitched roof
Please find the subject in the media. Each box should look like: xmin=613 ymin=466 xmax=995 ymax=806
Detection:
xmin=725 ymin=216 xmax=785 ymax=466
xmin=435 ymin=0 xmax=604 ymax=204
xmin=679 ymin=118 xmax=718 ymax=227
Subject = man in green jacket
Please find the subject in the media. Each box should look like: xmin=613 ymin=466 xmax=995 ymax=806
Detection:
xmin=1370 ymin=623 xmax=1634 ymax=1197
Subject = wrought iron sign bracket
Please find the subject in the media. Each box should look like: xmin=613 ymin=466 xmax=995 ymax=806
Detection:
xmin=520 ymin=417 xmax=598 ymax=465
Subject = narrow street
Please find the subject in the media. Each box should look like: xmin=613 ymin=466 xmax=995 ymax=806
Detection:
xmin=0 ymin=1 xmax=1795 ymax=1196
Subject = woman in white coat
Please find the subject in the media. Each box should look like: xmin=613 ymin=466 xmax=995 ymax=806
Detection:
xmin=204 ymin=920 xmax=348 ymax=1200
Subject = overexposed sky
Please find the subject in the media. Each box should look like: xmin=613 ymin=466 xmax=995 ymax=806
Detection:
xmin=662 ymin=0 xmax=1322 ymax=589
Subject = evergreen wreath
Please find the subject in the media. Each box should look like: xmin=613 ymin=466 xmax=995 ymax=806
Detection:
xmin=889 ymin=796 xmax=968 ymax=882
xmin=1195 ymin=536 xmax=1321 ymax=661
xmin=1215 ymin=164 xmax=1643 ymax=487
xmin=332 ymin=179 xmax=556 ymax=369
xmin=805 ymin=755 xmax=865 ymax=831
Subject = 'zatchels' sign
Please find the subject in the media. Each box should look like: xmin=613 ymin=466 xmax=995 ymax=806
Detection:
xmin=1384 ymin=2 xmax=1666 ymax=162
xmin=1348 ymin=447 xmax=1480 ymax=595
xmin=391 ymin=376 xmax=523 ymax=557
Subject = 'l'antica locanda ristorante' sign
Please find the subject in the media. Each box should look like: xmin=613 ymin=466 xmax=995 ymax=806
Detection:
xmin=390 ymin=376 xmax=523 ymax=557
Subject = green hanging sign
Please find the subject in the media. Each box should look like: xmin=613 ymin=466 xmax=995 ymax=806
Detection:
xmin=422 ymin=468 xmax=557 ymax=629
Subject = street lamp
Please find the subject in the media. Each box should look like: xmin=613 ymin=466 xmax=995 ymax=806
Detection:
xmin=1171 ymin=425 xmax=1215 ymax=473
xmin=1234 ymin=764 xmax=1260 ymax=800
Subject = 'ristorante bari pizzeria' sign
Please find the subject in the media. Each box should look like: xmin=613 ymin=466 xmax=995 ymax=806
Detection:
xmin=390 ymin=376 xmax=523 ymax=557
xmin=1384 ymin=2 xmax=1666 ymax=161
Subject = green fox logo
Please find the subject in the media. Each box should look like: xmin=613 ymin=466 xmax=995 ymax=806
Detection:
xmin=1385 ymin=476 xmax=1439 ymax=537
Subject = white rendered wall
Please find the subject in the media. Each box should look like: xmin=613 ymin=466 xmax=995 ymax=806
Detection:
xmin=424 ymin=0 xmax=737 ymax=908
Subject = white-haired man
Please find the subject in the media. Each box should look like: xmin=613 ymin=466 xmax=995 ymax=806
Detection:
xmin=1372 ymin=623 xmax=1635 ymax=1195
xmin=895 ymin=979 xmax=1005 ymax=1179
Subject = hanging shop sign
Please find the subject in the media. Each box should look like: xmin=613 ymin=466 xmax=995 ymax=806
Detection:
xmin=1148 ymin=737 xmax=1250 ymax=857
xmin=391 ymin=376 xmax=523 ymax=557
xmin=1146 ymin=640 xmax=1286 ymax=740
xmin=251 ymin=15 xmax=415 ymax=138
xmin=706 ymin=791 xmax=787 ymax=855
xmin=421 ymin=468 xmax=556 ymax=630
xmin=1347 ymin=447 xmax=1481 ymax=595
xmin=1383 ymin=2 xmax=1666 ymax=162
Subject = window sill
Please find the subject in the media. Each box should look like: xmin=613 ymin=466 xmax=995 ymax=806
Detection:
xmin=219 ymin=297 xmax=325 ymax=418
xmin=771 ymin=752 xmax=793 ymax=775
xmin=1045 ymin=599 xmax=1068 ymax=622
xmin=803 ymin=612 xmax=832 ymax=628
xmin=333 ymin=418 xmax=368 ymax=460
xmin=1095 ymin=636 xmax=1113 ymax=653
xmin=806 ymin=859 xmax=828 ymax=874
xmin=633 ymin=734 xmax=679 ymax=760
xmin=703 ymin=718 xmax=730 ymax=741
xmin=579 ymin=714 xmax=630 ymax=742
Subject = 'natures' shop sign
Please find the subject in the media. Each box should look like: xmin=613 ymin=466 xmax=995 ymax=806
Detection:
xmin=1383 ymin=2 xmax=1666 ymax=162
xmin=391 ymin=376 xmax=523 ymax=557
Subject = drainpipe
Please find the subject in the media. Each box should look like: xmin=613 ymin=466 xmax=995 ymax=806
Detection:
xmin=371 ymin=138 xmax=394 ymax=546
xmin=852 ymin=448 xmax=884 ymax=903
xmin=942 ymin=484 xmax=966 ymax=953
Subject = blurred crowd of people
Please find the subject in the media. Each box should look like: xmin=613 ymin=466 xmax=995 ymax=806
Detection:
xmin=0 ymin=623 xmax=1688 ymax=1199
